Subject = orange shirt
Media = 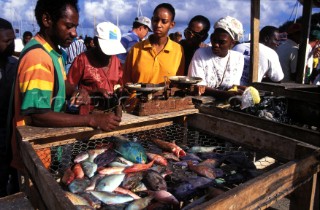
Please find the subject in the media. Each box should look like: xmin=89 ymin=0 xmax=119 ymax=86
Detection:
xmin=124 ymin=36 xmax=185 ymax=84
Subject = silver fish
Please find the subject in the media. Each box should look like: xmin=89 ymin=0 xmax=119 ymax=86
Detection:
xmin=108 ymin=161 xmax=129 ymax=167
xmin=188 ymin=146 xmax=220 ymax=153
xmin=96 ymin=174 xmax=125 ymax=192
xmin=85 ymin=174 xmax=104 ymax=191
xmin=90 ymin=191 xmax=134 ymax=205
xmin=81 ymin=161 xmax=98 ymax=178
xmin=74 ymin=151 xmax=89 ymax=163
xmin=68 ymin=179 xmax=90 ymax=194
xmin=125 ymin=195 xmax=154 ymax=210
xmin=87 ymin=148 xmax=106 ymax=162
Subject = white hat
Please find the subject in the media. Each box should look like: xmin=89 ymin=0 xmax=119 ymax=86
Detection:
xmin=214 ymin=16 xmax=244 ymax=42
xmin=95 ymin=22 xmax=126 ymax=55
xmin=135 ymin=16 xmax=152 ymax=32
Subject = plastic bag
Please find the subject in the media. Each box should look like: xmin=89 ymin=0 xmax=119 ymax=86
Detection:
xmin=240 ymin=86 xmax=260 ymax=109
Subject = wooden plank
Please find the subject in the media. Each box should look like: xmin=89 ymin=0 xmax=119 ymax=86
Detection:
xmin=198 ymin=106 xmax=320 ymax=147
xmin=19 ymin=141 xmax=77 ymax=210
xmin=17 ymin=109 xmax=199 ymax=142
xmin=249 ymin=0 xmax=260 ymax=83
xmin=192 ymin=149 xmax=320 ymax=210
xmin=0 ymin=192 xmax=34 ymax=210
xmin=187 ymin=113 xmax=301 ymax=160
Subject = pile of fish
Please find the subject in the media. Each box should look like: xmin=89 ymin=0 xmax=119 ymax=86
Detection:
xmin=60 ymin=136 xmax=259 ymax=209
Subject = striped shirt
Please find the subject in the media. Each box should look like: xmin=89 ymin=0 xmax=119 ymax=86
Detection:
xmin=65 ymin=39 xmax=87 ymax=64
xmin=117 ymin=31 xmax=140 ymax=64
xmin=14 ymin=34 xmax=66 ymax=126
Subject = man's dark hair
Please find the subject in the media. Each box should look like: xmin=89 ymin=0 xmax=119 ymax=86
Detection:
xmin=35 ymin=0 xmax=79 ymax=27
xmin=133 ymin=21 xmax=145 ymax=29
xmin=153 ymin=3 xmax=175 ymax=21
xmin=188 ymin=15 xmax=211 ymax=42
xmin=23 ymin=31 xmax=33 ymax=38
xmin=259 ymin=26 xmax=279 ymax=43
xmin=0 ymin=18 xmax=13 ymax=30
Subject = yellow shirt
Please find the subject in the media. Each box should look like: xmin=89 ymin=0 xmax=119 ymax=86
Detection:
xmin=124 ymin=37 xmax=185 ymax=84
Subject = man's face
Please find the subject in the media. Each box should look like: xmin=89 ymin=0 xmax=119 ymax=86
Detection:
xmin=0 ymin=29 xmax=15 ymax=58
xmin=50 ymin=4 xmax=79 ymax=48
xmin=23 ymin=35 xmax=32 ymax=46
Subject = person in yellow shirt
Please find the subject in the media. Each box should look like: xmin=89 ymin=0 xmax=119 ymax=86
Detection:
xmin=123 ymin=3 xmax=185 ymax=84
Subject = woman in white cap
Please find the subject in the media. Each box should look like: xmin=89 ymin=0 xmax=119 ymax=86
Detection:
xmin=188 ymin=16 xmax=245 ymax=100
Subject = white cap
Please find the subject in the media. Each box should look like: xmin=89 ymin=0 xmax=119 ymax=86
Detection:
xmin=135 ymin=16 xmax=152 ymax=32
xmin=214 ymin=16 xmax=244 ymax=42
xmin=95 ymin=22 xmax=126 ymax=55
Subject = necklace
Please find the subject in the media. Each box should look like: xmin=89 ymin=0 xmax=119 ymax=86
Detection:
xmin=214 ymin=51 xmax=230 ymax=89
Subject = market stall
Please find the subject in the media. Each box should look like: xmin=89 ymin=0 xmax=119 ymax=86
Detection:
xmin=16 ymin=109 xmax=319 ymax=210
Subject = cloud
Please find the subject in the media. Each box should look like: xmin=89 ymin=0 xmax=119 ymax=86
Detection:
xmin=1 ymin=0 xmax=317 ymax=41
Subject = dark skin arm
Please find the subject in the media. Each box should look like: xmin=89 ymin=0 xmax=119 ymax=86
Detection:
xmin=196 ymin=85 xmax=244 ymax=101
xmin=31 ymin=112 xmax=121 ymax=131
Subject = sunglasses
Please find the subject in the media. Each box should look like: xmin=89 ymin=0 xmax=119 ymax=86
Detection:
xmin=184 ymin=28 xmax=204 ymax=39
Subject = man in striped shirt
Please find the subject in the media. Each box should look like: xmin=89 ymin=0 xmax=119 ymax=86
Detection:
xmin=64 ymin=36 xmax=87 ymax=73
xmin=11 ymin=0 xmax=121 ymax=172
xmin=117 ymin=16 xmax=152 ymax=65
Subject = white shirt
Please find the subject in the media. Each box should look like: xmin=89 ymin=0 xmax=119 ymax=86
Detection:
xmin=233 ymin=42 xmax=284 ymax=86
xmin=188 ymin=47 xmax=244 ymax=90
xmin=276 ymin=39 xmax=299 ymax=82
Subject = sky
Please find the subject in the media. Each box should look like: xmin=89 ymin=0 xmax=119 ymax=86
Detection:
xmin=1 ymin=0 xmax=320 ymax=42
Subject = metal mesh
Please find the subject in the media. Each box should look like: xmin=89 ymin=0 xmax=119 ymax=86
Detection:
xmin=44 ymin=123 xmax=281 ymax=181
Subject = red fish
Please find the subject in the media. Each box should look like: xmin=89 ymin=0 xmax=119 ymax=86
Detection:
xmin=73 ymin=163 xmax=84 ymax=179
xmin=146 ymin=152 xmax=168 ymax=166
xmin=123 ymin=160 xmax=155 ymax=173
xmin=187 ymin=161 xmax=216 ymax=179
xmin=152 ymin=139 xmax=186 ymax=158
xmin=61 ymin=167 xmax=75 ymax=185
xmin=98 ymin=166 xmax=125 ymax=175
xmin=114 ymin=187 xmax=141 ymax=199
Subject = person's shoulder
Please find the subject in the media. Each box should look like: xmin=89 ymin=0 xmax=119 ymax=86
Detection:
xmin=230 ymin=49 xmax=244 ymax=57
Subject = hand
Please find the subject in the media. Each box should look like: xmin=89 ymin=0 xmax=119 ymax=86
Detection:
xmin=89 ymin=112 xmax=121 ymax=131
xmin=70 ymin=89 xmax=90 ymax=106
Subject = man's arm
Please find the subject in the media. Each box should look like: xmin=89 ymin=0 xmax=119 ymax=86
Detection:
xmin=31 ymin=111 xmax=121 ymax=132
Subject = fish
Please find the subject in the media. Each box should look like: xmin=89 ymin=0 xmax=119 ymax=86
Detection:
xmin=125 ymin=195 xmax=154 ymax=210
xmin=152 ymin=139 xmax=186 ymax=158
xmin=81 ymin=161 xmax=98 ymax=178
xmin=174 ymin=177 xmax=213 ymax=201
xmin=123 ymin=160 xmax=155 ymax=173
xmin=114 ymin=187 xmax=141 ymax=199
xmin=142 ymin=170 xmax=167 ymax=191
xmin=65 ymin=191 xmax=90 ymax=206
xmin=146 ymin=202 xmax=171 ymax=210
xmin=146 ymin=152 xmax=168 ymax=166
xmin=172 ymin=160 xmax=199 ymax=168
xmin=161 ymin=152 xmax=180 ymax=162
xmin=68 ymin=178 xmax=90 ymax=194
xmin=85 ymin=174 xmax=104 ymax=191
xmin=108 ymin=161 xmax=129 ymax=167
xmin=97 ymin=166 xmax=125 ymax=175
xmin=95 ymin=174 xmax=125 ymax=192
xmin=188 ymin=146 xmax=220 ymax=153
xmin=73 ymin=163 xmax=85 ymax=179
xmin=87 ymin=148 xmax=107 ymax=162
xmin=94 ymin=150 xmax=117 ymax=168
xmin=74 ymin=151 xmax=89 ymax=163
xmin=180 ymin=153 xmax=202 ymax=162
xmin=121 ymin=172 xmax=144 ymax=190
xmin=61 ymin=167 xmax=75 ymax=185
xmin=223 ymin=152 xmax=256 ymax=169
xmin=198 ymin=158 xmax=221 ymax=168
xmin=79 ymin=192 xmax=102 ymax=209
xmin=90 ymin=191 xmax=134 ymax=205
xmin=131 ymin=182 xmax=148 ymax=192
xmin=147 ymin=190 xmax=179 ymax=206
xmin=113 ymin=136 xmax=147 ymax=163
xmin=116 ymin=157 xmax=134 ymax=166
xmin=187 ymin=161 xmax=216 ymax=179
xmin=74 ymin=205 xmax=95 ymax=210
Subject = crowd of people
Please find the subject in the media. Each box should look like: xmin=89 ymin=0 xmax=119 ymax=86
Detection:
xmin=0 ymin=0 xmax=320 ymax=198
